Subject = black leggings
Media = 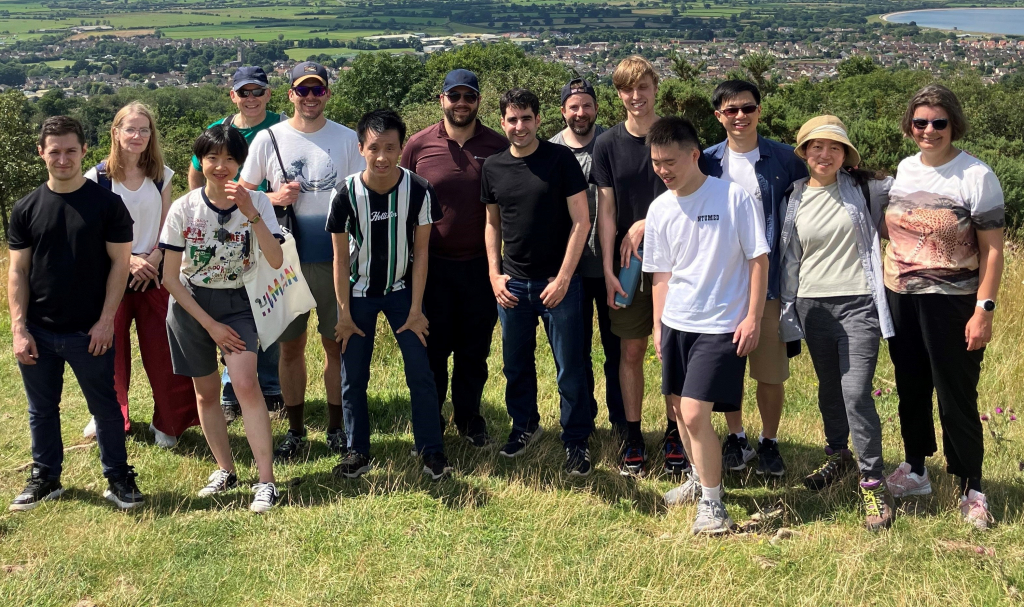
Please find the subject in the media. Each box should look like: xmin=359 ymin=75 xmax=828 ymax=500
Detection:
xmin=886 ymin=289 xmax=985 ymax=480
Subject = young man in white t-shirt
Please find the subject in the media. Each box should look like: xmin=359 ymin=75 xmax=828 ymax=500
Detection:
xmin=643 ymin=116 xmax=769 ymax=535
xmin=239 ymin=61 xmax=363 ymax=461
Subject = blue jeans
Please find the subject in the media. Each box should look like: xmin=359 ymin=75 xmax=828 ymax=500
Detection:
xmin=341 ymin=288 xmax=444 ymax=457
xmin=19 ymin=324 xmax=129 ymax=480
xmin=498 ymin=275 xmax=594 ymax=446
xmin=221 ymin=340 xmax=281 ymax=404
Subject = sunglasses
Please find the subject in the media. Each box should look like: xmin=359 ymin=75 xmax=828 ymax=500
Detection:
xmin=292 ymin=85 xmax=328 ymax=98
xmin=216 ymin=212 xmax=232 ymax=244
xmin=444 ymin=91 xmax=479 ymax=104
xmin=236 ymin=88 xmax=268 ymax=98
xmin=719 ymin=104 xmax=759 ymax=117
xmin=911 ymin=118 xmax=948 ymax=131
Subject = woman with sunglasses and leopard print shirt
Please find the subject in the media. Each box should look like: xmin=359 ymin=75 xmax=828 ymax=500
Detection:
xmin=882 ymin=84 xmax=1005 ymax=530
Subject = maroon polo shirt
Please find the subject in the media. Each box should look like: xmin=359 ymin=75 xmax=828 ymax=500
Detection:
xmin=402 ymin=120 xmax=509 ymax=260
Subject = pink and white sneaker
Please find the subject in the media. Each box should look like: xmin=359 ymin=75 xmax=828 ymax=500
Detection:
xmin=960 ymin=490 xmax=995 ymax=531
xmin=886 ymin=462 xmax=932 ymax=498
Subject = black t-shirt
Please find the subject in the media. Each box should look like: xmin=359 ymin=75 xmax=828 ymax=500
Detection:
xmin=8 ymin=180 xmax=133 ymax=333
xmin=590 ymin=122 xmax=667 ymax=251
xmin=480 ymin=140 xmax=588 ymax=280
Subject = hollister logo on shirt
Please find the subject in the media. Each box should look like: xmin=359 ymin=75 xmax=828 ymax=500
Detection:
xmin=370 ymin=210 xmax=399 ymax=221
xmin=697 ymin=214 xmax=720 ymax=222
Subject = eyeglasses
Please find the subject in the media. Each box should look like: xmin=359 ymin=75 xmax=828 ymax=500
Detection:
xmin=719 ymin=104 xmax=759 ymax=118
xmin=292 ymin=85 xmax=328 ymax=97
xmin=444 ymin=91 xmax=479 ymax=104
xmin=236 ymin=88 xmax=268 ymax=98
xmin=216 ymin=212 xmax=232 ymax=244
xmin=911 ymin=118 xmax=949 ymax=131
xmin=119 ymin=127 xmax=151 ymax=137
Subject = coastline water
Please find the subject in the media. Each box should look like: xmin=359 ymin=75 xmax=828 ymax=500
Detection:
xmin=881 ymin=8 xmax=1024 ymax=35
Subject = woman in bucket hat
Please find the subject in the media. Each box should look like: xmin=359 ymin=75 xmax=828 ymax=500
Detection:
xmin=778 ymin=115 xmax=897 ymax=531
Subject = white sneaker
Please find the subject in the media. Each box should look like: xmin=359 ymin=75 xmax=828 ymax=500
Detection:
xmin=198 ymin=469 xmax=238 ymax=497
xmin=692 ymin=499 xmax=734 ymax=535
xmin=664 ymin=470 xmax=701 ymax=507
xmin=150 ymin=423 xmax=177 ymax=449
xmin=885 ymin=462 xmax=932 ymax=498
xmin=960 ymin=490 xmax=995 ymax=531
xmin=250 ymin=482 xmax=279 ymax=514
xmin=82 ymin=417 xmax=97 ymax=439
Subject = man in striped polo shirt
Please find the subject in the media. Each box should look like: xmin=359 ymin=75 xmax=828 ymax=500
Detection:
xmin=327 ymin=109 xmax=453 ymax=481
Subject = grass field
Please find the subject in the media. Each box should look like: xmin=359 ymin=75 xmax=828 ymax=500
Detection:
xmin=0 ymin=237 xmax=1023 ymax=606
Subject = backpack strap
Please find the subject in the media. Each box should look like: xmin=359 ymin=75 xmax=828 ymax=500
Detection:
xmin=859 ymin=179 xmax=871 ymax=213
xmin=266 ymin=128 xmax=290 ymax=186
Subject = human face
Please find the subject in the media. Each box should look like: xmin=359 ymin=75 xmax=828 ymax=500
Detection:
xmin=115 ymin=112 xmax=152 ymax=157
xmin=561 ymin=93 xmax=597 ymax=137
xmin=38 ymin=133 xmax=86 ymax=182
xmin=500 ymin=105 xmax=540 ymax=150
xmin=230 ymin=84 xmax=271 ymax=118
xmin=910 ymin=105 xmax=952 ymax=156
xmin=616 ymin=75 xmax=656 ymax=119
xmin=715 ymin=92 xmax=760 ymax=139
xmin=358 ymin=128 xmax=403 ymax=179
xmin=441 ymin=85 xmax=480 ymax=128
xmin=201 ymin=147 xmax=242 ymax=187
xmin=651 ymin=142 xmax=700 ymax=193
xmin=804 ymin=138 xmax=846 ymax=182
xmin=289 ymin=78 xmax=330 ymax=121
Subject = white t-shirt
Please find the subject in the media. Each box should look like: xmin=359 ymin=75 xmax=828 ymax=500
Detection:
xmin=158 ymin=188 xmax=282 ymax=289
xmin=884 ymin=151 xmax=1005 ymax=295
xmin=642 ymin=176 xmax=769 ymax=334
xmin=240 ymin=120 xmax=362 ymax=264
xmin=85 ymin=165 xmax=174 ymax=254
xmin=720 ymin=146 xmax=762 ymax=203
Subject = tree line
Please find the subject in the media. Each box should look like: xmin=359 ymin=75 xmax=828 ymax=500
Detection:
xmin=1 ymin=42 xmax=1022 ymax=240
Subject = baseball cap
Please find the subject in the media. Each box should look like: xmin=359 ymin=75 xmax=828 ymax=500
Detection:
xmin=231 ymin=66 xmax=269 ymax=91
xmin=561 ymin=78 xmax=597 ymax=105
xmin=290 ymin=61 xmax=329 ymax=86
xmin=442 ymin=69 xmax=480 ymax=93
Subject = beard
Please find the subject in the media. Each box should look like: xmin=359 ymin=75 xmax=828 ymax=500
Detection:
xmin=444 ymin=105 xmax=478 ymax=128
xmin=568 ymin=116 xmax=595 ymax=137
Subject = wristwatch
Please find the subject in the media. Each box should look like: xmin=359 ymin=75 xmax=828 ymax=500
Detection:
xmin=249 ymin=213 xmax=262 ymax=225
xmin=977 ymin=299 xmax=996 ymax=312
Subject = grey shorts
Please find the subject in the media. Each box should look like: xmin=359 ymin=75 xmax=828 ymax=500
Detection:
xmin=166 ymin=285 xmax=259 ymax=377
xmin=278 ymin=261 xmax=338 ymax=343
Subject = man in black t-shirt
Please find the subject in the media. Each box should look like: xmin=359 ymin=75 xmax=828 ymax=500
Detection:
xmin=480 ymin=89 xmax=595 ymax=476
xmin=7 ymin=116 xmax=143 ymax=512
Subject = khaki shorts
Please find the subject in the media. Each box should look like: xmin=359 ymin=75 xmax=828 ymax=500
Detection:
xmin=748 ymin=297 xmax=789 ymax=384
xmin=278 ymin=261 xmax=339 ymax=343
xmin=609 ymin=272 xmax=653 ymax=339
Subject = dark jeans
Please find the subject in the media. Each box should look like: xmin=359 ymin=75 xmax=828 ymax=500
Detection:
xmin=222 ymin=340 xmax=281 ymax=404
xmin=424 ymin=256 xmax=497 ymax=433
xmin=342 ymin=288 xmax=444 ymax=457
xmin=498 ymin=275 xmax=594 ymax=446
xmin=886 ymin=289 xmax=985 ymax=479
xmin=19 ymin=324 xmax=129 ymax=480
xmin=581 ymin=276 xmax=625 ymax=426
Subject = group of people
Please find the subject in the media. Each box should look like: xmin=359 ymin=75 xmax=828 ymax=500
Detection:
xmin=7 ymin=55 xmax=1004 ymax=534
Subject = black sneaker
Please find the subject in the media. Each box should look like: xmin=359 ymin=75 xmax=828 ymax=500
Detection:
xmin=460 ymin=417 xmax=493 ymax=448
xmin=197 ymin=469 xmax=238 ymax=497
xmin=565 ymin=444 xmax=592 ymax=477
xmin=662 ymin=431 xmax=691 ymax=476
xmin=8 ymin=465 xmax=63 ymax=512
xmin=722 ymin=433 xmax=757 ymax=472
xmin=333 ymin=452 xmax=372 ymax=479
xmin=499 ymin=425 xmax=543 ymax=458
xmin=264 ymin=393 xmax=285 ymax=413
xmin=755 ymin=438 xmax=786 ymax=477
xmin=250 ymin=482 xmax=279 ymax=514
xmin=326 ymin=428 xmax=348 ymax=455
xmin=804 ymin=447 xmax=855 ymax=491
xmin=221 ymin=400 xmax=241 ymax=425
xmin=104 ymin=466 xmax=144 ymax=510
xmin=619 ymin=440 xmax=647 ymax=477
xmin=423 ymin=452 xmax=454 ymax=480
xmin=273 ymin=429 xmax=308 ymax=462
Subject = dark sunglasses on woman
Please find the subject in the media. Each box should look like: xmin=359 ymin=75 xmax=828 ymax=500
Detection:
xmin=911 ymin=118 xmax=949 ymax=131
xmin=292 ymin=85 xmax=328 ymax=98
xmin=444 ymin=91 xmax=479 ymax=104
xmin=236 ymin=88 xmax=268 ymax=98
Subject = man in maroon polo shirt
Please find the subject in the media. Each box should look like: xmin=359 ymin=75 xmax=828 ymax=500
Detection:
xmin=401 ymin=69 xmax=508 ymax=447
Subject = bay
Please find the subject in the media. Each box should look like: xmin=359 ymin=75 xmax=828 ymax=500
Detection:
xmin=882 ymin=8 xmax=1024 ymax=36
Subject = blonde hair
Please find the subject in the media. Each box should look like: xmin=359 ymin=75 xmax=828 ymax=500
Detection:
xmin=612 ymin=55 xmax=659 ymax=90
xmin=105 ymin=102 xmax=165 ymax=183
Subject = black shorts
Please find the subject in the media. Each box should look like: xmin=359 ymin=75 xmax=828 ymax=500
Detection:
xmin=660 ymin=327 xmax=747 ymax=412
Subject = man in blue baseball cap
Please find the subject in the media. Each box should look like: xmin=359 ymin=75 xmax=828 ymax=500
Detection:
xmin=188 ymin=65 xmax=287 ymax=424
xmin=401 ymin=69 xmax=508 ymax=447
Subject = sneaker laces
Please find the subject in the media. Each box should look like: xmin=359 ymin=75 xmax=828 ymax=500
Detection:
xmin=252 ymin=482 xmax=277 ymax=503
xmin=206 ymin=469 xmax=232 ymax=491
xmin=861 ymin=484 xmax=884 ymax=518
xmin=812 ymin=453 xmax=841 ymax=477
